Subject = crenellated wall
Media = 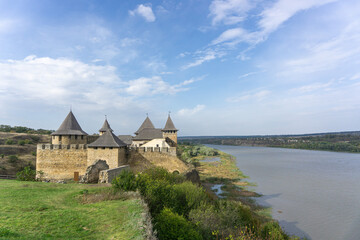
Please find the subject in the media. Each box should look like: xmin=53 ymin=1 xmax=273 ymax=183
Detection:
xmin=51 ymin=135 xmax=87 ymax=145
xmin=36 ymin=144 xmax=88 ymax=180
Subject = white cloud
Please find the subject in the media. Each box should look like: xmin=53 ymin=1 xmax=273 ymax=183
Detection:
xmin=125 ymin=76 xmax=194 ymax=96
xmin=212 ymin=0 xmax=338 ymax=47
xmin=0 ymin=56 xmax=193 ymax=111
xmin=0 ymin=56 xmax=125 ymax=108
xmin=129 ymin=4 xmax=156 ymax=22
xmin=227 ymin=90 xmax=271 ymax=102
xmin=177 ymin=105 xmax=205 ymax=116
xmin=209 ymin=0 xmax=252 ymax=25
xmin=259 ymin=0 xmax=337 ymax=35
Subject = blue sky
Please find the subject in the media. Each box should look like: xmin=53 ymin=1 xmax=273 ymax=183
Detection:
xmin=1 ymin=0 xmax=360 ymax=136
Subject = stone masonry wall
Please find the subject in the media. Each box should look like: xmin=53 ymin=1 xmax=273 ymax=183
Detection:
xmin=99 ymin=165 xmax=130 ymax=183
xmin=36 ymin=144 xmax=88 ymax=180
xmin=87 ymin=147 xmax=126 ymax=169
xmin=128 ymin=149 xmax=188 ymax=173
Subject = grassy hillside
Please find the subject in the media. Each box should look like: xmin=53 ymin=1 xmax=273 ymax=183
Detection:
xmin=0 ymin=132 xmax=50 ymax=175
xmin=0 ymin=180 xmax=150 ymax=240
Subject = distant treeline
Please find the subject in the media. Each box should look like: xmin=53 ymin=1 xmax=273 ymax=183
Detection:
xmin=179 ymin=133 xmax=360 ymax=153
xmin=0 ymin=125 xmax=53 ymax=135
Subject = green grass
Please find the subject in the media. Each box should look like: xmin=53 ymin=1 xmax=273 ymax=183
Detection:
xmin=0 ymin=180 xmax=147 ymax=240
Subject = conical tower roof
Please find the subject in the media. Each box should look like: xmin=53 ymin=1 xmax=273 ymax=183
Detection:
xmin=162 ymin=114 xmax=178 ymax=131
xmin=99 ymin=119 xmax=113 ymax=132
xmin=135 ymin=116 xmax=155 ymax=135
xmin=51 ymin=111 xmax=88 ymax=136
xmin=88 ymin=130 xmax=126 ymax=148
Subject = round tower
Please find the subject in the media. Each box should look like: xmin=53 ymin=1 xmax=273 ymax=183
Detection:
xmin=162 ymin=113 xmax=178 ymax=145
xmin=51 ymin=111 xmax=88 ymax=144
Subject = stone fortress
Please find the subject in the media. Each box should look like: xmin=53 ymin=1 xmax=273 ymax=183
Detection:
xmin=36 ymin=111 xmax=184 ymax=182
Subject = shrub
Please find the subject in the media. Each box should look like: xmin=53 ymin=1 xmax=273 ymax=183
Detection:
xmin=142 ymin=179 xmax=173 ymax=216
xmin=30 ymin=135 xmax=40 ymax=142
xmin=112 ymin=170 xmax=137 ymax=191
xmin=1 ymin=154 xmax=4 ymax=159
xmin=16 ymin=166 xmax=37 ymax=181
xmin=189 ymin=200 xmax=261 ymax=239
xmin=8 ymin=155 xmax=19 ymax=163
xmin=260 ymin=221 xmax=289 ymax=240
xmin=155 ymin=208 xmax=202 ymax=240
xmin=18 ymin=140 xmax=25 ymax=145
xmin=5 ymin=139 xmax=14 ymax=145
xmin=31 ymin=151 xmax=36 ymax=156
xmin=170 ymin=181 xmax=209 ymax=217
xmin=24 ymin=139 xmax=33 ymax=144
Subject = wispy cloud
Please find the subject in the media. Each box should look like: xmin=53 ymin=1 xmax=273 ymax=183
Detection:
xmin=209 ymin=0 xmax=252 ymax=25
xmin=227 ymin=90 xmax=271 ymax=102
xmin=177 ymin=105 xmax=205 ymax=116
xmin=283 ymin=20 xmax=360 ymax=74
xmin=185 ymin=0 xmax=338 ymax=68
xmin=125 ymin=76 xmax=193 ymax=96
xmin=129 ymin=4 xmax=156 ymax=22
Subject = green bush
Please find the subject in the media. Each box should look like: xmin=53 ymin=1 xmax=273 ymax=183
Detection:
xmin=260 ymin=221 xmax=289 ymax=240
xmin=1 ymin=154 xmax=4 ymax=159
xmin=155 ymin=208 xmax=202 ymax=240
xmin=112 ymin=170 xmax=137 ymax=191
xmin=16 ymin=166 xmax=37 ymax=181
xmin=170 ymin=181 xmax=209 ymax=217
xmin=24 ymin=139 xmax=33 ymax=144
xmin=31 ymin=151 xmax=36 ymax=156
xmin=18 ymin=140 xmax=25 ymax=146
xmin=8 ymin=155 xmax=19 ymax=163
xmin=142 ymin=179 xmax=173 ymax=216
xmin=189 ymin=200 xmax=261 ymax=239
xmin=5 ymin=139 xmax=14 ymax=145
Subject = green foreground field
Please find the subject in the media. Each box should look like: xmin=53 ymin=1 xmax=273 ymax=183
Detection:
xmin=0 ymin=180 xmax=147 ymax=240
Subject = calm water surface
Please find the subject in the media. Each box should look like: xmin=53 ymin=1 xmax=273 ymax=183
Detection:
xmin=206 ymin=145 xmax=360 ymax=240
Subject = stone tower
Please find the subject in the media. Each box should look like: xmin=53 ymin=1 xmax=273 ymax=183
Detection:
xmin=162 ymin=114 xmax=178 ymax=145
xmin=51 ymin=111 xmax=88 ymax=144
xmin=134 ymin=115 xmax=155 ymax=135
xmin=87 ymin=127 xmax=127 ymax=169
xmin=99 ymin=118 xmax=112 ymax=136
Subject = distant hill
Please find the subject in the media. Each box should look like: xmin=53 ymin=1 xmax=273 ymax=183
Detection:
xmin=179 ymin=131 xmax=360 ymax=153
xmin=0 ymin=132 xmax=50 ymax=176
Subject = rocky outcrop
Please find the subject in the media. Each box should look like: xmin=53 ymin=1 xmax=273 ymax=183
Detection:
xmin=80 ymin=160 xmax=109 ymax=183
xmin=185 ymin=168 xmax=201 ymax=185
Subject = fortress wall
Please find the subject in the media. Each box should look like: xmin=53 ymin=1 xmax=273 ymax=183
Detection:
xmin=127 ymin=149 xmax=188 ymax=173
xmin=99 ymin=165 xmax=130 ymax=183
xmin=36 ymin=144 xmax=88 ymax=180
xmin=51 ymin=135 xmax=87 ymax=145
xmin=87 ymin=147 xmax=126 ymax=169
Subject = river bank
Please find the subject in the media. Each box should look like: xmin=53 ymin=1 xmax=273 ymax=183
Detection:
xmin=178 ymin=143 xmax=301 ymax=239
xmin=208 ymin=144 xmax=360 ymax=240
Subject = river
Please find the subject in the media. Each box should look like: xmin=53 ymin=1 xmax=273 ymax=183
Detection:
xmin=206 ymin=145 xmax=360 ymax=240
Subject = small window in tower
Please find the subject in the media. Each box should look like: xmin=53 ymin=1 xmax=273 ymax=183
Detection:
xmin=102 ymin=147 xmax=105 ymax=150
xmin=94 ymin=147 xmax=98 ymax=149
xmin=81 ymin=136 xmax=83 ymax=140
xmin=75 ymin=135 xmax=78 ymax=140
xmin=59 ymin=136 xmax=62 ymax=141
xmin=109 ymin=147 xmax=113 ymax=149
